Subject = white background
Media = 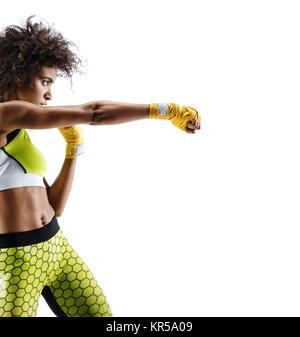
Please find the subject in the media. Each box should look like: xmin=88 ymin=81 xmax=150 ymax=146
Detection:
xmin=1 ymin=0 xmax=300 ymax=317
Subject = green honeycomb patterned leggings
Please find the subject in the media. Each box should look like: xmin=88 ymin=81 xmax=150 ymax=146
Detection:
xmin=0 ymin=215 xmax=112 ymax=317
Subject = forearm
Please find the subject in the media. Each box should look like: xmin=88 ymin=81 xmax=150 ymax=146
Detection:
xmin=47 ymin=158 xmax=77 ymax=216
xmin=91 ymin=100 xmax=150 ymax=125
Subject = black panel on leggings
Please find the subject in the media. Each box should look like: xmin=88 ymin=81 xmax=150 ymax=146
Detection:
xmin=41 ymin=286 xmax=68 ymax=317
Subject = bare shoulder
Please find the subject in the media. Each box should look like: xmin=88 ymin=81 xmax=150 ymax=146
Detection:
xmin=0 ymin=100 xmax=35 ymax=113
xmin=0 ymin=101 xmax=18 ymax=134
xmin=0 ymin=103 xmax=18 ymax=145
xmin=0 ymin=100 xmax=38 ymax=132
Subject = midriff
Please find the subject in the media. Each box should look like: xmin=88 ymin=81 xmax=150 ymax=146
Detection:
xmin=0 ymin=186 xmax=55 ymax=234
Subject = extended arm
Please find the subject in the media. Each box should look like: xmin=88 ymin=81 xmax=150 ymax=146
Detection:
xmin=0 ymin=99 xmax=200 ymax=133
xmin=0 ymin=100 xmax=149 ymax=131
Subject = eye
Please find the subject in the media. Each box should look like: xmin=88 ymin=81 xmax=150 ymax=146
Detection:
xmin=42 ymin=80 xmax=50 ymax=86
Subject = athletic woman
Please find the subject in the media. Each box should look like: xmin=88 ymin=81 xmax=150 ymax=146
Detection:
xmin=0 ymin=16 xmax=201 ymax=317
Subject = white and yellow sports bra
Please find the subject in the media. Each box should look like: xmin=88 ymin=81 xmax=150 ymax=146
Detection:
xmin=0 ymin=129 xmax=47 ymax=191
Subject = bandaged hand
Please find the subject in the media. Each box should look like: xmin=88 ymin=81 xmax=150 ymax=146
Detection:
xmin=58 ymin=125 xmax=85 ymax=159
xmin=149 ymin=103 xmax=201 ymax=133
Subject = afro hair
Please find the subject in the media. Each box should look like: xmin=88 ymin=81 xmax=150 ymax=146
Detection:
xmin=0 ymin=15 xmax=85 ymax=101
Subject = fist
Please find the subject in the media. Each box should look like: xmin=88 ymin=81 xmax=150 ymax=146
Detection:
xmin=169 ymin=104 xmax=201 ymax=134
xmin=186 ymin=118 xmax=201 ymax=134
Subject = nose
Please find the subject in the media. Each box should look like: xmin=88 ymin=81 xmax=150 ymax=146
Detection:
xmin=44 ymin=88 xmax=52 ymax=101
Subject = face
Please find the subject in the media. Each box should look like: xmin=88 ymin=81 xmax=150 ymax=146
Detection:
xmin=13 ymin=66 xmax=57 ymax=106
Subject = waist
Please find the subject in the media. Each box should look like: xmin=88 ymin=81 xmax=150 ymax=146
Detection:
xmin=0 ymin=214 xmax=60 ymax=249
xmin=0 ymin=186 xmax=55 ymax=233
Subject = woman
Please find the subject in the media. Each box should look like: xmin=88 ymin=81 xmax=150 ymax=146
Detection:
xmin=0 ymin=16 xmax=201 ymax=317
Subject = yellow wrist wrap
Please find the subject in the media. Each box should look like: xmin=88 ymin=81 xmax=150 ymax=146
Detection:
xmin=149 ymin=103 xmax=201 ymax=132
xmin=58 ymin=126 xmax=84 ymax=159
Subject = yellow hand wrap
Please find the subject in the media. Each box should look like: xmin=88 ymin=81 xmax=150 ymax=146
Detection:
xmin=58 ymin=126 xmax=84 ymax=159
xmin=149 ymin=103 xmax=201 ymax=132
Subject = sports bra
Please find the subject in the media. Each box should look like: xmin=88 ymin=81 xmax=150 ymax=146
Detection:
xmin=0 ymin=129 xmax=47 ymax=191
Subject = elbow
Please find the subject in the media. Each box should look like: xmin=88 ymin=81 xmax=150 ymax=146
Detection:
xmin=48 ymin=197 xmax=64 ymax=218
xmin=50 ymin=203 xmax=64 ymax=217
xmin=55 ymin=208 xmax=64 ymax=217
xmin=46 ymin=189 xmax=66 ymax=217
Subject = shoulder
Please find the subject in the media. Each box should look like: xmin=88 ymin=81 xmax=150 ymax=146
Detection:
xmin=0 ymin=100 xmax=40 ymax=131
xmin=0 ymin=101 xmax=18 ymax=133
xmin=0 ymin=102 xmax=17 ymax=139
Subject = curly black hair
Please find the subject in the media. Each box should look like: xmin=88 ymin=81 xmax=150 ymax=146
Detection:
xmin=0 ymin=15 xmax=85 ymax=101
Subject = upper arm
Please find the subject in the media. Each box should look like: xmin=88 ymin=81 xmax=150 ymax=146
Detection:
xmin=0 ymin=100 xmax=91 ymax=130
xmin=0 ymin=100 xmax=41 ymax=131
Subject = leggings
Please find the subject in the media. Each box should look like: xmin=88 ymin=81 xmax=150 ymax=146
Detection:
xmin=0 ymin=215 xmax=112 ymax=317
